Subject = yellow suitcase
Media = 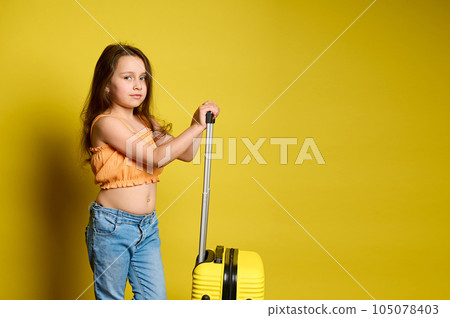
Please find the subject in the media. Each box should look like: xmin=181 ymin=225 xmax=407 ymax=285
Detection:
xmin=191 ymin=112 xmax=265 ymax=300
xmin=192 ymin=246 xmax=265 ymax=300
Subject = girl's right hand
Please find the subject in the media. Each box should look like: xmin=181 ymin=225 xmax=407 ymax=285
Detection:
xmin=191 ymin=101 xmax=220 ymax=129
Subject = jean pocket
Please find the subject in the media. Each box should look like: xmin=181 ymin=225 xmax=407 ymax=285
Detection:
xmin=92 ymin=211 xmax=118 ymax=236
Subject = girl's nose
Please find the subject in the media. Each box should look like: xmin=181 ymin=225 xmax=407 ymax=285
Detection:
xmin=134 ymin=79 xmax=142 ymax=90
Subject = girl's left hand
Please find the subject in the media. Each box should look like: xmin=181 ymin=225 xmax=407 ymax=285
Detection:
xmin=191 ymin=101 xmax=220 ymax=128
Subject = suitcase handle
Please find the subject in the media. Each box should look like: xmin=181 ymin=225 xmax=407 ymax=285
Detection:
xmin=206 ymin=110 xmax=215 ymax=124
xmin=198 ymin=111 xmax=215 ymax=264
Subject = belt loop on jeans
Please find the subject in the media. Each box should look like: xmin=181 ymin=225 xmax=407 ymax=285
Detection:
xmin=148 ymin=210 xmax=157 ymax=226
xmin=88 ymin=201 xmax=96 ymax=213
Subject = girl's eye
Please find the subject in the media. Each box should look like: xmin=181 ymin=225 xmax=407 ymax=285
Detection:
xmin=124 ymin=76 xmax=131 ymax=80
xmin=140 ymin=76 xmax=146 ymax=81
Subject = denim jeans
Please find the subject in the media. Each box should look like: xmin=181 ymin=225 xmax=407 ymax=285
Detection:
xmin=85 ymin=201 xmax=167 ymax=300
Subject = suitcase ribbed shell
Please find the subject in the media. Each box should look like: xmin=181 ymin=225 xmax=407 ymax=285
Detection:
xmin=192 ymin=261 xmax=224 ymax=300
xmin=192 ymin=249 xmax=264 ymax=300
xmin=236 ymin=251 xmax=265 ymax=300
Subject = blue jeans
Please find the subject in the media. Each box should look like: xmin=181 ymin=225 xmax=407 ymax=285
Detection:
xmin=85 ymin=201 xmax=167 ymax=300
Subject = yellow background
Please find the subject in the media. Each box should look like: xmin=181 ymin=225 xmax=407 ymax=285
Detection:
xmin=0 ymin=0 xmax=448 ymax=299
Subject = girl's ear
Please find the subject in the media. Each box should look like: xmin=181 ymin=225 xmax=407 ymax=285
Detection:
xmin=105 ymin=85 xmax=110 ymax=94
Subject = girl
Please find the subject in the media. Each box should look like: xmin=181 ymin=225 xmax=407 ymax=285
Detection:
xmin=80 ymin=43 xmax=220 ymax=300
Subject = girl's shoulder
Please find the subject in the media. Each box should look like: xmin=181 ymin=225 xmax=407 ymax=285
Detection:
xmin=98 ymin=112 xmax=149 ymax=129
xmin=92 ymin=113 xmax=134 ymax=131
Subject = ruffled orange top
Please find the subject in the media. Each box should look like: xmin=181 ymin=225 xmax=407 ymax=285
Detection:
xmin=89 ymin=114 xmax=164 ymax=189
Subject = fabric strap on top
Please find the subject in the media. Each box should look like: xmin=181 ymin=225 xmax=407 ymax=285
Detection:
xmin=90 ymin=114 xmax=149 ymax=146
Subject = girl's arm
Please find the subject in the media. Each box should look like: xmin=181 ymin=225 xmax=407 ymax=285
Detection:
xmin=155 ymin=125 xmax=204 ymax=166
xmin=150 ymin=118 xmax=203 ymax=163
xmin=94 ymin=102 xmax=219 ymax=168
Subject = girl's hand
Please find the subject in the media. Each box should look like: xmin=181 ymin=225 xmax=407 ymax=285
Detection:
xmin=191 ymin=101 xmax=220 ymax=128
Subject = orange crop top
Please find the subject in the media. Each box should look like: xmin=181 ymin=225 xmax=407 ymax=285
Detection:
xmin=89 ymin=114 xmax=164 ymax=189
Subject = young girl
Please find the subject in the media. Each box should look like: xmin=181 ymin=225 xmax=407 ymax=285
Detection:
xmin=80 ymin=43 xmax=220 ymax=300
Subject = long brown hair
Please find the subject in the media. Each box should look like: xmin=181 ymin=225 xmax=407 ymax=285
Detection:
xmin=79 ymin=43 xmax=172 ymax=169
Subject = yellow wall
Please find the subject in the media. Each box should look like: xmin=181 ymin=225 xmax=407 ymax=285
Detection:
xmin=0 ymin=0 xmax=448 ymax=299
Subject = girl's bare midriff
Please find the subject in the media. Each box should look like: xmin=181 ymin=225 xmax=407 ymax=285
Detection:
xmin=96 ymin=183 xmax=157 ymax=215
xmin=93 ymin=114 xmax=158 ymax=216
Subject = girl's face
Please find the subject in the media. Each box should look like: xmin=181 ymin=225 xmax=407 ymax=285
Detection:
xmin=106 ymin=55 xmax=148 ymax=109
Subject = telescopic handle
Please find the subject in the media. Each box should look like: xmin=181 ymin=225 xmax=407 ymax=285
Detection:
xmin=206 ymin=111 xmax=215 ymax=124
xmin=198 ymin=111 xmax=215 ymax=264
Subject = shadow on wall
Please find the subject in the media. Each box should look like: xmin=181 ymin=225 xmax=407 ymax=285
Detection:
xmin=29 ymin=106 xmax=96 ymax=299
